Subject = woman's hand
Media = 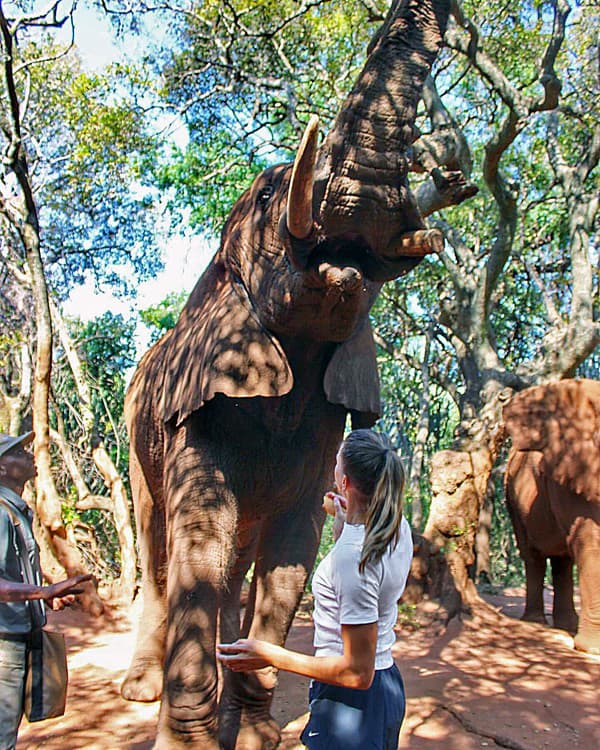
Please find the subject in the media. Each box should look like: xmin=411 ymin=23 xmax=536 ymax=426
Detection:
xmin=217 ymin=638 xmax=274 ymax=672
xmin=323 ymin=492 xmax=347 ymax=541
xmin=219 ymin=627 xmax=377 ymax=690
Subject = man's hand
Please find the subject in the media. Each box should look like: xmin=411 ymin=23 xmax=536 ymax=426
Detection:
xmin=0 ymin=573 xmax=95 ymax=604
xmin=44 ymin=574 xmax=95 ymax=609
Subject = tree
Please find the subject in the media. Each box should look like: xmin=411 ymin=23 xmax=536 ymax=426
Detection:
xmin=102 ymin=0 xmax=393 ymax=231
xmin=0 ymin=271 xmax=32 ymax=434
xmin=139 ymin=290 xmax=187 ymax=343
xmin=0 ymin=1 xmax=161 ymax=606
xmin=51 ymin=308 xmax=138 ymax=600
xmin=378 ymin=0 xmax=599 ymax=609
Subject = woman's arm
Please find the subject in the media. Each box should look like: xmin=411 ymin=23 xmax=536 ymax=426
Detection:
xmin=218 ymin=621 xmax=377 ymax=690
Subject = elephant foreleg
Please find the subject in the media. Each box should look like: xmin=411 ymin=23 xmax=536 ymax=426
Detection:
xmin=549 ymin=556 xmax=577 ymax=634
xmin=220 ymin=524 xmax=260 ymax=645
xmin=122 ymin=454 xmax=167 ymax=702
xmin=155 ymin=433 xmax=237 ymax=750
xmin=571 ymin=517 xmax=600 ymax=654
xmin=522 ymin=550 xmax=548 ymax=625
xmin=219 ymin=502 xmax=323 ymax=750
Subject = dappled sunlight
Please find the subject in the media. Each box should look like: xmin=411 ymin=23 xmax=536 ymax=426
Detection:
xmin=14 ymin=588 xmax=600 ymax=749
xmin=396 ymin=591 xmax=599 ymax=749
xmin=16 ymin=599 xmax=158 ymax=750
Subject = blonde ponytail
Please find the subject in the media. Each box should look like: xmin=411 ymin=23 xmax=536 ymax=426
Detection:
xmin=340 ymin=429 xmax=405 ymax=573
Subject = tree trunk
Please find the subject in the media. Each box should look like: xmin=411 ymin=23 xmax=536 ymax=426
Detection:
xmin=92 ymin=446 xmax=137 ymax=602
xmin=0 ymin=341 xmax=31 ymax=434
xmin=417 ymin=391 xmax=507 ymax=611
xmin=423 ymin=442 xmax=494 ymax=605
xmin=51 ymin=303 xmax=137 ymax=602
xmin=24 ymin=225 xmax=103 ymax=616
xmin=408 ymin=332 xmax=432 ymax=530
xmin=0 ymin=6 xmax=101 ymax=614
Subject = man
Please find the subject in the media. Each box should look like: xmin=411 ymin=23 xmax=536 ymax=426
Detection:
xmin=0 ymin=430 xmax=93 ymax=749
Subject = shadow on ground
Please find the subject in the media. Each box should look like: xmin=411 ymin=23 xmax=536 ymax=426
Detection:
xmin=16 ymin=587 xmax=599 ymax=750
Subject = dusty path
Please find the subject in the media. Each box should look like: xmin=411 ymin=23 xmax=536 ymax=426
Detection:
xmin=17 ymin=588 xmax=599 ymax=749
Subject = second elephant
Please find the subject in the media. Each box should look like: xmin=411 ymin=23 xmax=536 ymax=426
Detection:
xmin=503 ymin=378 xmax=600 ymax=654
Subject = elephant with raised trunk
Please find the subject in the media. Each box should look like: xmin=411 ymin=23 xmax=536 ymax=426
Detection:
xmin=122 ymin=1 xmax=453 ymax=747
xmin=503 ymin=379 xmax=600 ymax=655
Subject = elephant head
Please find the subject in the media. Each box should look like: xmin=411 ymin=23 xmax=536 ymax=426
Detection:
xmin=158 ymin=0 xmax=451 ymax=427
xmin=503 ymin=379 xmax=600 ymax=504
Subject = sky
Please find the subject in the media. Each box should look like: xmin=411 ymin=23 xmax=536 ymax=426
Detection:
xmin=62 ymin=232 xmax=216 ymax=350
xmin=60 ymin=4 xmax=215 ymax=357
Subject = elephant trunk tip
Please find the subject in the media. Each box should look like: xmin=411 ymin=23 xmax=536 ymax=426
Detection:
xmin=383 ymin=228 xmax=444 ymax=259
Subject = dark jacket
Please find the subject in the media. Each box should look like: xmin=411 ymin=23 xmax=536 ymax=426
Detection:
xmin=0 ymin=486 xmax=45 ymax=636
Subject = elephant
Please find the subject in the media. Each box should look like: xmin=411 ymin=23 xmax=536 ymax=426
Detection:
xmin=121 ymin=0 xmax=454 ymax=747
xmin=503 ymin=378 xmax=600 ymax=655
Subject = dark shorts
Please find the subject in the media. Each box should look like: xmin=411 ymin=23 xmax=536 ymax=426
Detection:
xmin=300 ymin=663 xmax=406 ymax=750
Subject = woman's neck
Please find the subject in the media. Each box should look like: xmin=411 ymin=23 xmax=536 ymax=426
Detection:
xmin=344 ymin=491 xmax=367 ymax=525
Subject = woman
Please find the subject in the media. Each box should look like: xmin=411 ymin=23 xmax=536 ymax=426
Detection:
xmin=217 ymin=428 xmax=413 ymax=749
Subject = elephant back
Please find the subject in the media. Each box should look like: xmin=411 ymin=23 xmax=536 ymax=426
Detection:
xmin=503 ymin=378 xmax=600 ymax=504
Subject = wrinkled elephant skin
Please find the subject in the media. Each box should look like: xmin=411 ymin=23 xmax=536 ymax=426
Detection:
xmin=121 ymin=1 xmax=453 ymax=747
xmin=504 ymin=379 xmax=600 ymax=655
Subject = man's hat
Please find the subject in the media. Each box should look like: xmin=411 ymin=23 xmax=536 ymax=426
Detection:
xmin=0 ymin=431 xmax=34 ymax=458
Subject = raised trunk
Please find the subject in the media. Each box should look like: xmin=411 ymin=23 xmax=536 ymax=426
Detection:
xmin=313 ymin=0 xmax=450 ymax=261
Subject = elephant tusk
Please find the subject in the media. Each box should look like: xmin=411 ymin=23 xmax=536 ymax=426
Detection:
xmin=383 ymin=229 xmax=445 ymax=258
xmin=286 ymin=114 xmax=319 ymax=240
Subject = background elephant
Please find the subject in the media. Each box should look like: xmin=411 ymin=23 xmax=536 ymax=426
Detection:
xmin=503 ymin=378 xmax=600 ymax=655
xmin=121 ymin=1 xmax=453 ymax=747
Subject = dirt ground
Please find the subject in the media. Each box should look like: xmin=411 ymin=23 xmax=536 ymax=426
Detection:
xmin=16 ymin=587 xmax=600 ymax=750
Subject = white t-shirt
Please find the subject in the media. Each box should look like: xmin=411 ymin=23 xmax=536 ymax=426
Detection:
xmin=311 ymin=516 xmax=413 ymax=670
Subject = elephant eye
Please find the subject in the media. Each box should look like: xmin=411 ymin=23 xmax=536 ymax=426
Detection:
xmin=257 ymin=184 xmax=274 ymax=208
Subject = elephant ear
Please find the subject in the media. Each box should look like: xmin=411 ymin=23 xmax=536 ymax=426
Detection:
xmin=503 ymin=379 xmax=600 ymax=503
xmin=158 ymin=263 xmax=293 ymax=426
xmin=324 ymin=315 xmax=381 ymax=420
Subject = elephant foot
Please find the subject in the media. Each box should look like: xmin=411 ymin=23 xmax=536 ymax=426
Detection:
xmin=153 ymin=728 xmax=220 ymax=750
xmin=521 ymin=611 xmax=548 ymax=626
xmin=553 ymin=613 xmax=578 ymax=635
xmin=574 ymin=631 xmax=600 ymax=655
xmin=219 ymin=708 xmax=281 ymax=750
xmin=121 ymin=655 xmax=163 ymax=702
